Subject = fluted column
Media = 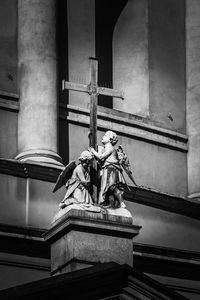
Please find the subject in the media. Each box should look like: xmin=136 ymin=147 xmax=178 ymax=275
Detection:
xmin=16 ymin=0 xmax=62 ymax=166
xmin=186 ymin=0 xmax=200 ymax=201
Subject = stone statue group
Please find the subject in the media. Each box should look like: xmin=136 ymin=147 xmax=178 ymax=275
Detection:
xmin=53 ymin=131 xmax=137 ymax=211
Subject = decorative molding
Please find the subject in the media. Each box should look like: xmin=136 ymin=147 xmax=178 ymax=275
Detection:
xmin=124 ymin=187 xmax=200 ymax=220
xmin=0 ymin=90 xmax=19 ymax=112
xmin=133 ymin=243 xmax=200 ymax=265
xmin=59 ymin=104 xmax=188 ymax=152
xmin=133 ymin=243 xmax=200 ymax=281
xmin=0 ymin=223 xmax=50 ymax=259
xmin=0 ymin=223 xmax=46 ymax=240
xmin=0 ymin=158 xmax=63 ymax=182
xmin=44 ymin=208 xmax=141 ymax=244
xmin=0 ymin=252 xmax=50 ymax=271
xmin=15 ymin=149 xmax=63 ymax=167
xmin=0 ymin=90 xmax=19 ymax=99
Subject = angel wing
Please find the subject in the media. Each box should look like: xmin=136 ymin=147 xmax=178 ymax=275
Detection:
xmin=117 ymin=145 xmax=137 ymax=187
xmin=53 ymin=160 xmax=76 ymax=193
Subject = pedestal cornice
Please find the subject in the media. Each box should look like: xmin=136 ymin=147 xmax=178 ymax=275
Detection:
xmin=44 ymin=208 xmax=141 ymax=244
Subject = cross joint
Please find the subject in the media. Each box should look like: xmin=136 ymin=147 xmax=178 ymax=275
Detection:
xmin=87 ymin=82 xmax=98 ymax=96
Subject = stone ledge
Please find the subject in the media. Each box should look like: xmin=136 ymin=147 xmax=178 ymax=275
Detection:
xmin=60 ymin=104 xmax=188 ymax=152
xmin=0 ymin=223 xmax=46 ymax=240
xmin=124 ymin=186 xmax=200 ymax=220
xmin=133 ymin=243 xmax=200 ymax=281
xmin=0 ymin=158 xmax=63 ymax=182
xmin=0 ymin=223 xmax=49 ymax=259
xmin=0 ymin=252 xmax=50 ymax=271
xmin=133 ymin=243 xmax=200 ymax=265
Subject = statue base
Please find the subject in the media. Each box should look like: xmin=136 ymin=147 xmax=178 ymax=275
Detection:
xmin=44 ymin=205 xmax=141 ymax=275
xmin=52 ymin=203 xmax=133 ymax=223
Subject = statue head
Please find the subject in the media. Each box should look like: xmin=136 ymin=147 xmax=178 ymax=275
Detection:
xmin=78 ymin=150 xmax=93 ymax=163
xmin=102 ymin=131 xmax=118 ymax=146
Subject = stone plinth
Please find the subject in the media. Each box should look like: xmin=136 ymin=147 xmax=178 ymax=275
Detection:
xmin=44 ymin=206 xmax=141 ymax=275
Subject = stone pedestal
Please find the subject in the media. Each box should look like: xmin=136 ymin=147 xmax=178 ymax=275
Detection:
xmin=44 ymin=206 xmax=141 ymax=275
xmin=16 ymin=0 xmax=62 ymax=166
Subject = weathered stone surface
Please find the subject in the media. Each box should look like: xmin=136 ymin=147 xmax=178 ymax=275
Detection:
xmin=149 ymin=0 xmax=185 ymax=132
xmin=45 ymin=207 xmax=141 ymax=275
xmin=186 ymin=0 xmax=200 ymax=201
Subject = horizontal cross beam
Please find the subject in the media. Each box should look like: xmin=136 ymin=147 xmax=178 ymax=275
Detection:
xmin=98 ymin=87 xmax=124 ymax=99
xmin=62 ymin=80 xmax=88 ymax=93
xmin=62 ymin=80 xmax=124 ymax=99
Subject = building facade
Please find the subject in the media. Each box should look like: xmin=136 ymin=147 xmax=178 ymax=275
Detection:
xmin=0 ymin=0 xmax=200 ymax=299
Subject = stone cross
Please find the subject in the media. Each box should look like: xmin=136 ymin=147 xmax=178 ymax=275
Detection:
xmin=62 ymin=57 xmax=124 ymax=201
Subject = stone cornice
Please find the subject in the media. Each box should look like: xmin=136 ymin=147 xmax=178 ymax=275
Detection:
xmin=133 ymin=243 xmax=200 ymax=266
xmin=0 ymin=252 xmax=50 ymax=271
xmin=124 ymin=187 xmax=200 ymax=220
xmin=60 ymin=104 xmax=188 ymax=152
xmin=0 ymin=159 xmax=200 ymax=220
xmin=44 ymin=208 xmax=141 ymax=244
xmin=0 ymin=158 xmax=63 ymax=182
xmin=0 ymin=223 xmax=46 ymax=240
xmin=0 ymin=223 xmax=49 ymax=259
xmin=133 ymin=243 xmax=200 ymax=281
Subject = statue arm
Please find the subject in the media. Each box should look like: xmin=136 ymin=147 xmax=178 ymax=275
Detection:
xmin=89 ymin=145 xmax=113 ymax=161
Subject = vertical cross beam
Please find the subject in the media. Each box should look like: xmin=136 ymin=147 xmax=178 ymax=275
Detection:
xmin=88 ymin=58 xmax=98 ymax=202
xmin=89 ymin=58 xmax=98 ymax=150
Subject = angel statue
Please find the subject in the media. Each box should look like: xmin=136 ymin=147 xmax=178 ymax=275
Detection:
xmin=53 ymin=150 xmax=95 ymax=210
xmin=89 ymin=130 xmax=137 ymax=209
